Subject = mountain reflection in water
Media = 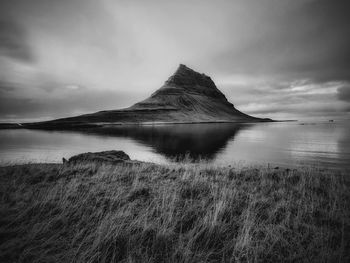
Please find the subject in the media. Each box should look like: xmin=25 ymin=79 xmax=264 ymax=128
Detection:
xmin=85 ymin=123 xmax=247 ymax=161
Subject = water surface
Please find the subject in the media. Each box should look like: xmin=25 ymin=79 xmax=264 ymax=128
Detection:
xmin=0 ymin=121 xmax=349 ymax=169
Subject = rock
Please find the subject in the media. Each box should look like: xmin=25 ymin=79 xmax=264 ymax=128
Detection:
xmin=66 ymin=150 xmax=130 ymax=164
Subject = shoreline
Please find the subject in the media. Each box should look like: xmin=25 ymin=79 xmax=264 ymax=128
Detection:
xmin=0 ymin=118 xmax=294 ymax=130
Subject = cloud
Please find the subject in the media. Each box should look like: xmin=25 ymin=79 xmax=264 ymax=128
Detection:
xmin=219 ymin=78 xmax=347 ymax=120
xmin=0 ymin=83 xmax=135 ymax=121
xmin=0 ymin=19 xmax=34 ymax=62
xmin=210 ymin=0 xmax=350 ymax=83
xmin=0 ymin=81 xmax=16 ymax=93
xmin=337 ymin=85 xmax=350 ymax=102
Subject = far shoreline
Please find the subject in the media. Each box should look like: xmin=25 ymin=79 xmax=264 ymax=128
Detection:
xmin=0 ymin=118 xmax=297 ymax=130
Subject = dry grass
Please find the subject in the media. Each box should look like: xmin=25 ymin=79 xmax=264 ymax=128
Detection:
xmin=0 ymin=161 xmax=349 ymax=262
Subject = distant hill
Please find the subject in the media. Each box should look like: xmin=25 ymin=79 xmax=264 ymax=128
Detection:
xmin=23 ymin=64 xmax=271 ymax=129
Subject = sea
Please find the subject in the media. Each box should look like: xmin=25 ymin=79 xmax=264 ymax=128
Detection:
xmin=0 ymin=121 xmax=349 ymax=169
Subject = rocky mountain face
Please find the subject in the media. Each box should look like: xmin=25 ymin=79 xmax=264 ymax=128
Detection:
xmin=23 ymin=64 xmax=271 ymax=129
xmin=131 ymin=64 xmax=231 ymax=110
xmin=124 ymin=64 xmax=266 ymax=122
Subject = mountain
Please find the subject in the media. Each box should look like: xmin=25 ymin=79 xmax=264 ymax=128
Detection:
xmin=23 ymin=64 xmax=271 ymax=129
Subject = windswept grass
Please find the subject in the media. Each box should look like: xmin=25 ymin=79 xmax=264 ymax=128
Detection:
xmin=0 ymin=161 xmax=349 ymax=262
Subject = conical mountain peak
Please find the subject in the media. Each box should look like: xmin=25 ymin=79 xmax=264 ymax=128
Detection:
xmin=165 ymin=64 xmax=217 ymax=90
xmin=146 ymin=64 xmax=229 ymax=103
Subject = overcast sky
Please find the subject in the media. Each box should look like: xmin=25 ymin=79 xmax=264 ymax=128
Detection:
xmin=0 ymin=0 xmax=349 ymax=122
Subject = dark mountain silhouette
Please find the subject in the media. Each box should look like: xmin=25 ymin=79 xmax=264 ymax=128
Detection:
xmin=23 ymin=64 xmax=271 ymax=129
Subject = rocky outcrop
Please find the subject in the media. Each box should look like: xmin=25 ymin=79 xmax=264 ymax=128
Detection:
xmin=65 ymin=150 xmax=130 ymax=164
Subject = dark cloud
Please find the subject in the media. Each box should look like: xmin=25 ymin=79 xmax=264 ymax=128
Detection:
xmin=337 ymin=85 xmax=350 ymax=102
xmin=0 ymin=85 xmax=136 ymax=121
xmin=0 ymin=81 xmax=16 ymax=93
xmin=212 ymin=0 xmax=350 ymax=82
xmin=0 ymin=19 xmax=34 ymax=62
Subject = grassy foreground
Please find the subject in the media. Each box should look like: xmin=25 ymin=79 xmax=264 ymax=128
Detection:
xmin=0 ymin=161 xmax=349 ymax=262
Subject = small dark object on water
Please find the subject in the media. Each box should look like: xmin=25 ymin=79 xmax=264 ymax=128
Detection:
xmin=274 ymin=167 xmax=279 ymax=170
xmin=329 ymin=120 xmax=334 ymax=122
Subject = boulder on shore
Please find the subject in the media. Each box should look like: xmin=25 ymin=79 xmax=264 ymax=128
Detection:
xmin=65 ymin=150 xmax=130 ymax=164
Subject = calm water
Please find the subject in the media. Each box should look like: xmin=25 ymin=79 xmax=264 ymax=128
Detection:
xmin=0 ymin=121 xmax=349 ymax=169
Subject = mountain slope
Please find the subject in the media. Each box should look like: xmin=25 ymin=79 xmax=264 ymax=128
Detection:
xmin=24 ymin=64 xmax=271 ymax=128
